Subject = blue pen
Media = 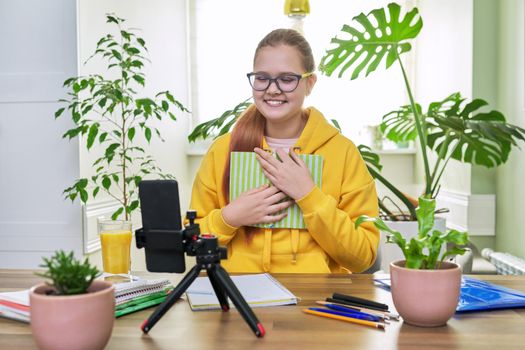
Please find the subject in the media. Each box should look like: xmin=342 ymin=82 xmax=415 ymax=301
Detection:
xmin=322 ymin=303 xmax=384 ymax=322
xmin=308 ymin=307 xmax=382 ymax=322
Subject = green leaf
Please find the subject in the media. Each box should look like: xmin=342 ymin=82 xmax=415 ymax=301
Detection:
xmin=99 ymin=132 xmax=108 ymax=143
xmin=416 ymin=196 xmax=435 ymax=238
xmin=111 ymin=207 xmax=124 ymax=220
xmin=357 ymin=145 xmax=383 ymax=172
xmin=319 ymin=3 xmax=422 ymax=79
xmin=93 ymin=187 xmax=100 ymax=197
xmin=86 ymin=123 xmax=99 ymax=150
xmin=36 ymin=250 xmax=99 ymax=295
xmin=188 ymin=98 xmax=251 ymax=142
xmin=111 ymin=49 xmax=122 ymax=61
xmin=79 ymin=189 xmax=88 ymax=203
xmin=105 ymin=143 xmax=120 ymax=157
xmin=128 ymin=127 xmax=136 ymax=141
xmin=76 ymin=178 xmax=88 ymax=189
xmin=161 ymin=100 xmax=169 ymax=112
xmin=426 ymin=93 xmax=525 ymax=168
xmin=132 ymin=74 xmax=145 ymax=86
xmin=102 ymin=176 xmax=111 ymax=190
xmin=126 ymin=200 xmax=140 ymax=213
xmin=55 ymin=108 xmax=65 ymax=119
xmin=106 ymin=15 xmax=119 ymax=24
xmin=145 ymin=127 xmax=152 ymax=142
xmin=380 ymin=104 xmax=421 ymax=142
xmin=330 ymin=119 xmax=341 ymax=132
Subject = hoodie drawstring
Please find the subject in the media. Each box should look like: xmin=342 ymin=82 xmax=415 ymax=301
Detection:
xmin=262 ymin=229 xmax=272 ymax=272
xmin=291 ymin=229 xmax=299 ymax=264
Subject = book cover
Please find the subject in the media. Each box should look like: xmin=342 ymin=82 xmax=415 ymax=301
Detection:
xmin=229 ymin=151 xmax=323 ymax=229
xmin=185 ymin=273 xmax=299 ymax=311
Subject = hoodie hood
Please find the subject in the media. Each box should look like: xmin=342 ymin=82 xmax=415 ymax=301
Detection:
xmin=295 ymin=107 xmax=340 ymax=153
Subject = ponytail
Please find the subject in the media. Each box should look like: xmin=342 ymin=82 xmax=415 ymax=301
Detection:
xmin=222 ymin=104 xmax=265 ymax=200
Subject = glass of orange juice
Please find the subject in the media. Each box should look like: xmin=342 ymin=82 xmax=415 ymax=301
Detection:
xmin=98 ymin=220 xmax=132 ymax=281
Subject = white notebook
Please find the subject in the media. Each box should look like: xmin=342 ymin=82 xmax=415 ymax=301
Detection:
xmin=185 ymin=273 xmax=299 ymax=311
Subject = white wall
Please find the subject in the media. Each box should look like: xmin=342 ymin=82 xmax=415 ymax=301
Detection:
xmin=0 ymin=0 xmax=190 ymax=270
xmin=0 ymin=0 xmax=81 ymax=268
xmin=413 ymin=0 xmax=473 ymax=194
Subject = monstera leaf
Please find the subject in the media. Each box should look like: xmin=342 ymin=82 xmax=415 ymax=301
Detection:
xmin=380 ymin=103 xmax=422 ymax=142
xmin=319 ymin=2 xmax=422 ymax=79
xmin=188 ymin=98 xmax=251 ymax=142
xmin=426 ymin=94 xmax=525 ymax=168
xmin=357 ymin=144 xmax=383 ymax=172
xmin=380 ymin=94 xmax=459 ymax=143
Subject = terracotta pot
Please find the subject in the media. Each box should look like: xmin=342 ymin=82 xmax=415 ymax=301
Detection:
xmin=390 ymin=260 xmax=461 ymax=327
xmin=30 ymin=280 xmax=115 ymax=350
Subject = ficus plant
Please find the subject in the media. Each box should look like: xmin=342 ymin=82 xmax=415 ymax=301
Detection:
xmin=55 ymin=14 xmax=188 ymax=220
xmin=319 ymin=2 xmax=525 ymax=221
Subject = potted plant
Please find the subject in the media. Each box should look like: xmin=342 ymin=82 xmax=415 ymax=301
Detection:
xmin=318 ymin=2 xmax=525 ymax=222
xmin=318 ymin=2 xmax=525 ymax=273
xmin=317 ymin=2 xmax=522 ymax=326
xmin=30 ymin=251 xmax=114 ymax=350
xmin=356 ymin=197 xmax=467 ymax=326
xmin=55 ymin=14 xmax=188 ymax=221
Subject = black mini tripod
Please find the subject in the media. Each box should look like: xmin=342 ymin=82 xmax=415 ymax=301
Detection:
xmin=137 ymin=210 xmax=265 ymax=338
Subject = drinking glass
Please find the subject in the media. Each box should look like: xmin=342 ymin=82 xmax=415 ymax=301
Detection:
xmin=98 ymin=220 xmax=132 ymax=281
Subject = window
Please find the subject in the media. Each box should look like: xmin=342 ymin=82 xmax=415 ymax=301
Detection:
xmin=189 ymin=0 xmax=411 ymax=145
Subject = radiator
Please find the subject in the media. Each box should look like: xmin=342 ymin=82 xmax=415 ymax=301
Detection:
xmin=481 ymin=249 xmax=525 ymax=275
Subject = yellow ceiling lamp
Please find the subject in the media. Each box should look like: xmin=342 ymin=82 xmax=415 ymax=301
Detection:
xmin=284 ymin=0 xmax=310 ymax=35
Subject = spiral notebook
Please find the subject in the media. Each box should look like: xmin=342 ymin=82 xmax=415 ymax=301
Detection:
xmin=114 ymin=278 xmax=172 ymax=305
xmin=185 ymin=273 xmax=299 ymax=311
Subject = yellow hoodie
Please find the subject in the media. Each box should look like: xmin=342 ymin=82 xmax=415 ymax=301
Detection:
xmin=189 ymin=106 xmax=379 ymax=273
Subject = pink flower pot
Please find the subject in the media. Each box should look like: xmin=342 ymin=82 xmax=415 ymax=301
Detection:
xmin=30 ymin=280 xmax=115 ymax=350
xmin=390 ymin=260 xmax=461 ymax=327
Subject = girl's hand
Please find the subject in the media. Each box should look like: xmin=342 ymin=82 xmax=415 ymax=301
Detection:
xmin=254 ymin=147 xmax=315 ymax=200
xmin=222 ymin=184 xmax=293 ymax=227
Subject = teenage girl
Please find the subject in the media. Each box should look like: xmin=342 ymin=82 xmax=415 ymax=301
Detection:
xmin=189 ymin=28 xmax=379 ymax=273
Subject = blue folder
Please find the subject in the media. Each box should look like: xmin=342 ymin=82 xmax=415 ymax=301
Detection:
xmin=374 ymin=276 xmax=525 ymax=312
xmin=456 ymin=276 xmax=525 ymax=312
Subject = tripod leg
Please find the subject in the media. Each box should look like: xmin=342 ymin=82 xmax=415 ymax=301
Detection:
xmin=209 ymin=264 xmax=265 ymax=337
xmin=206 ymin=266 xmax=230 ymax=311
xmin=140 ymin=264 xmax=202 ymax=334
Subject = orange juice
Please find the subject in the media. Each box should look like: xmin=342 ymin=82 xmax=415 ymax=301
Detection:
xmin=100 ymin=230 xmax=132 ymax=274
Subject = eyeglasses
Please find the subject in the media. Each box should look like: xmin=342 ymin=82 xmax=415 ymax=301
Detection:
xmin=246 ymin=72 xmax=313 ymax=92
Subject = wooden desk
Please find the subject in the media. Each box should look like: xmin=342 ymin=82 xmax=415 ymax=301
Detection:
xmin=1 ymin=270 xmax=525 ymax=350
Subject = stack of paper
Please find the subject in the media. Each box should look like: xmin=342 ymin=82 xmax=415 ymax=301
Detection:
xmin=0 ymin=290 xmax=30 ymax=323
xmin=186 ymin=273 xmax=299 ymax=311
xmin=0 ymin=278 xmax=174 ymax=322
xmin=114 ymin=278 xmax=173 ymax=317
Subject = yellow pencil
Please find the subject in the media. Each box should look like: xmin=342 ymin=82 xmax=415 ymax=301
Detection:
xmin=302 ymin=308 xmax=385 ymax=329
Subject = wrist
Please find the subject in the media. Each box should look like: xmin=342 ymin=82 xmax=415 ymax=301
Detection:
xmin=221 ymin=205 xmax=241 ymax=227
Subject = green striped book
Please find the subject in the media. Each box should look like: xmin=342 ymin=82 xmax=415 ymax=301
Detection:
xmin=229 ymin=151 xmax=323 ymax=229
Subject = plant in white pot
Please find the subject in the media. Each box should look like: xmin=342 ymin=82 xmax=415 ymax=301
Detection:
xmin=356 ymin=198 xmax=468 ymax=326
xmin=31 ymin=251 xmax=114 ymax=350
xmin=55 ymin=14 xmax=188 ymax=221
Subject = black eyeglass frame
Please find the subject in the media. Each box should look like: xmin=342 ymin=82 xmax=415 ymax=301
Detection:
xmin=246 ymin=72 xmax=313 ymax=92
